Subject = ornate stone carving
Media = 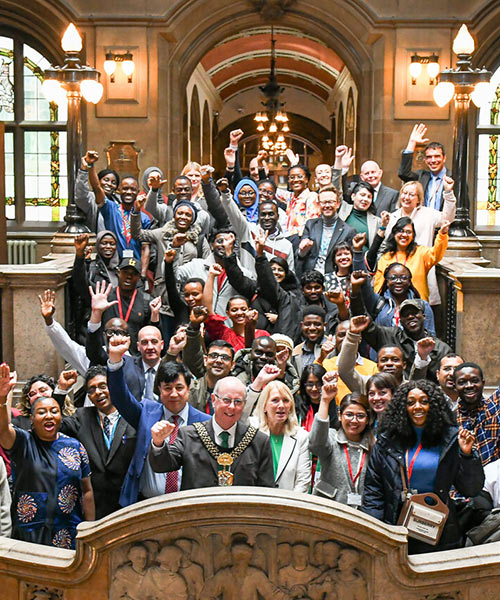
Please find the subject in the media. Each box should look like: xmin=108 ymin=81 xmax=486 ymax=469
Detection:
xmin=250 ymin=0 xmax=296 ymax=20
xmin=109 ymin=531 xmax=368 ymax=600
xmin=22 ymin=584 xmax=63 ymax=600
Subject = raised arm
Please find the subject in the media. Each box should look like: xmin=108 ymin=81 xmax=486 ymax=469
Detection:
xmin=84 ymin=150 xmax=106 ymax=206
xmin=183 ymin=307 xmax=208 ymax=378
xmin=399 ymin=124 xmax=429 ymax=182
xmin=201 ymin=168 xmax=231 ymax=229
xmin=144 ymin=172 xmax=171 ymax=223
xmin=0 ymin=364 xmax=17 ymax=451
xmin=423 ymin=221 xmax=449 ymax=270
xmin=441 ymin=177 xmax=457 ymax=224
xmin=308 ymin=372 xmax=338 ymax=458
xmin=163 ymin=249 xmax=189 ymax=323
xmin=86 ymin=281 xmax=119 ymax=365
xmin=337 ymin=317 xmax=372 ymax=394
xmin=107 ymin=334 xmax=143 ymax=429
xmin=223 ymin=252 xmax=257 ymax=300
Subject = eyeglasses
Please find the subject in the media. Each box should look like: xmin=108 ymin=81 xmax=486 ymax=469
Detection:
xmin=27 ymin=386 xmax=51 ymax=399
xmin=342 ymin=412 xmax=368 ymax=421
xmin=88 ymin=383 xmax=108 ymax=394
xmin=207 ymin=352 xmax=232 ymax=362
xmin=305 ymin=381 xmax=321 ymax=389
xmin=239 ymin=191 xmax=256 ymax=198
xmin=214 ymin=393 xmax=245 ymax=407
xmin=289 ymin=174 xmax=306 ymax=181
xmin=387 ymin=275 xmax=410 ymax=282
xmin=105 ymin=329 xmax=129 ymax=338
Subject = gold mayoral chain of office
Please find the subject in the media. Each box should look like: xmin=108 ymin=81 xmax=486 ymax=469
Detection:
xmin=193 ymin=422 xmax=258 ymax=486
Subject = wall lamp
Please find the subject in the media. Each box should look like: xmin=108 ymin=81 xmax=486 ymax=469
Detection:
xmin=409 ymin=53 xmax=440 ymax=85
xmin=103 ymin=52 xmax=135 ymax=83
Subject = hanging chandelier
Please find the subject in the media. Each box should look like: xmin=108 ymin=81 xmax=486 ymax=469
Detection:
xmin=254 ymin=27 xmax=289 ymax=155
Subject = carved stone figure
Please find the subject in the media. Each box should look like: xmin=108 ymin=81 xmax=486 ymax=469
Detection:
xmin=201 ymin=540 xmax=288 ymax=600
xmin=109 ymin=542 xmax=149 ymax=600
xmin=334 ymin=549 xmax=367 ymax=600
xmin=144 ymin=545 xmax=188 ymax=600
xmin=23 ymin=585 xmax=63 ymax=600
xmin=250 ymin=0 xmax=296 ymax=20
xmin=278 ymin=543 xmax=321 ymax=598
xmin=175 ymin=538 xmax=204 ymax=600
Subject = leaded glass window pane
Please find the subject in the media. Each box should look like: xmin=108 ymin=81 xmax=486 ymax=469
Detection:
xmin=24 ymin=131 xmax=68 ymax=222
xmin=0 ymin=36 xmax=14 ymax=121
xmin=476 ymin=66 xmax=500 ymax=227
xmin=4 ymin=132 xmax=14 ymax=219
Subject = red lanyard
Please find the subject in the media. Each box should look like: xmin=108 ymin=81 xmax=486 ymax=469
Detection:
xmin=394 ymin=306 xmax=400 ymax=327
xmin=405 ymin=444 xmax=422 ymax=484
xmin=217 ymin=269 xmax=227 ymax=292
xmin=120 ymin=205 xmax=132 ymax=245
xmin=117 ymin=287 xmax=138 ymax=322
xmin=343 ymin=445 xmax=366 ymax=487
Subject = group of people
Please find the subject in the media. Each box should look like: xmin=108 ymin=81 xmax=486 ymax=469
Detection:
xmin=0 ymin=122 xmax=498 ymax=559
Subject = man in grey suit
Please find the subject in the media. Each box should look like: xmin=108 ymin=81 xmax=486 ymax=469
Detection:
xmin=148 ymin=377 xmax=275 ymax=490
xmin=359 ymin=160 xmax=399 ymax=215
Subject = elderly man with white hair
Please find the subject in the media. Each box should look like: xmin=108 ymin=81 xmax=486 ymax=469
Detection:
xmin=148 ymin=376 xmax=275 ymax=489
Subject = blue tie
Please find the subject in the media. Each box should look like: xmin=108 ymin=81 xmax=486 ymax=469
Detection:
xmin=103 ymin=416 xmax=111 ymax=440
xmin=144 ymin=367 xmax=155 ymax=400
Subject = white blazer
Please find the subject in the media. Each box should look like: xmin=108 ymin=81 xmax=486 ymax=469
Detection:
xmin=249 ymin=419 xmax=311 ymax=493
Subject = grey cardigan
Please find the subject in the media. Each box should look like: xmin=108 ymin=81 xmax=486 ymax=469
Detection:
xmin=309 ymin=417 xmax=371 ymax=508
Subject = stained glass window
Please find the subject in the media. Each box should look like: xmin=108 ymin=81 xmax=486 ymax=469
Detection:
xmin=2 ymin=34 xmax=67 ymax=224
xmin=476 ymin=66 xmax=500 ymax=227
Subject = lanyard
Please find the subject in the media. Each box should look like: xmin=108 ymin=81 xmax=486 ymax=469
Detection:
xmin=395 ymin=252 xmax=408 ymax=266
xmin=117 ymin=287 xmax=138 ymax=322
xmin=120 ymin=205 xmax=132 ymax=245
xmin=405 ymin=444 xmax=423 ymax=484
xmin=343 ymin=445 xmax=366 ymax=490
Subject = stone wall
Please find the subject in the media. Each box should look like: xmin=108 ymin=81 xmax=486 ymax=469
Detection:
xmin=1 ymin=488 xmax=500 ymax=599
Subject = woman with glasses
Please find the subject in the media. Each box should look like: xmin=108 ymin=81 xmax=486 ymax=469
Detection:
xmin=351 ymin=259 xmax=435 ymax=335
xmin=233 ymin=178 xmax=260 ymax=223
xmin=13 ymin=373 xmax=75 ymax=431
xmin=250 ymin=381 xmax=310 ymax=492
xmin=309 ymin=372 xmax=374 ymax=507
xmin=297 ymin=364 xmax=338 ymax=432
xmin=373 ymin=217 xmax=449 ymax=302
xmin=362 ymin=380 xmax=483 ymax=553
xmin=380 ymin=179 xmax=456 ymax=306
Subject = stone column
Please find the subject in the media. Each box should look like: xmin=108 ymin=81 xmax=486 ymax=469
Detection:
xmin=0 ymin=255 xmax=73 ymax=380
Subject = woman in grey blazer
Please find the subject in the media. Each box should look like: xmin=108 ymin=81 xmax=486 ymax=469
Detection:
xmin=250 ymin=381 xmax=311 ymax=493
xmin=309 ymin=372 xmax=374 ymax=508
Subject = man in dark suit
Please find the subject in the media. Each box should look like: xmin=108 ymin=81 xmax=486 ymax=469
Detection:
xmin=86 ymin=281 xmax=164 ymax=402
xmin=358 ymin=160 xmax=399 ymax=215
xmin=295 ymin=186 xmax=356 ymax=278
xmin=398 ymin=122 xmax=451 ymax=211
xmin=107 ymin=335 xmax=210 ymax=506
xmin=148 ymin=376 xmax=275 ymax=489
xmin=59 ymin=365 xmax=137 ymax=519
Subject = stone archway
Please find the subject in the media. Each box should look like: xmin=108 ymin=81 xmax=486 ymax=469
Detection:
xmin=157 ymin=0 xmax=374 ymax=182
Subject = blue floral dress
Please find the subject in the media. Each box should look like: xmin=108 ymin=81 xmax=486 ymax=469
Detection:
xmin=10 ymin=428 xmax=91 ymax=549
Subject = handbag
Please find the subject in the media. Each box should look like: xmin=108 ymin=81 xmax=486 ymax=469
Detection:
xmin=397 ymin=463 xmax=449 ymax=546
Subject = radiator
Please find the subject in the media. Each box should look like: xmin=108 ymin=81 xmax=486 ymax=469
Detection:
xmin=7 ymin=240 xmax=37 ymax=264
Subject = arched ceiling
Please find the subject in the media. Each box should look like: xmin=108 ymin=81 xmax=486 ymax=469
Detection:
xmin=201 ymin=26 xmax=345 ymax=103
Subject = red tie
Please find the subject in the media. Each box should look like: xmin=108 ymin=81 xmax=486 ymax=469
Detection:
xmin=164 ymin=415 xmax=180 ymax=494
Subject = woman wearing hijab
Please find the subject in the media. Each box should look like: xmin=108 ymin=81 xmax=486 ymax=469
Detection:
xmin=233 ymin=178 xmax=260 ymax=223
xmin=72 ymin=230 xmax=120 ymax=308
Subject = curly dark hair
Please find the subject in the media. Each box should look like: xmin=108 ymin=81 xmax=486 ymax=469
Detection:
xmin=269 ymin=256 xmax=300 ymax=293
xmin=19 ymin=374 xmax=56 ymax=416
xmin=378 ymin=380 xmax=455 ymax=448
xmin=384 ymin=217 xmax=418 ymax=257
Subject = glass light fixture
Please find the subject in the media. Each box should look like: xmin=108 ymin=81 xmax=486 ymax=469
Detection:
xmin=452 ymin=24 xmax=475 ymax=55
xmin=41 ymin=79 xmax=62 ymax=102
xmin=61 ymin=23 xmax=83 ymax=53
xmin=121 ymin=54 xmax=135 ymax=78
xmin=409 ymin=59 xmax=422 ymax=82
xmin=269 ymin=122 xmax=277 ymax=133
xmin=103 ymin=53 xmax=117 ymax=77
xmin=257 ymin=123 xmax=265 ymax=131
xmin=81 ymin=79 xmax=104 ymax=104
xmin=433 ymin=81 xmax=455 ymax=107
xmin=282 ymin=123 xmax=290 ymax=132
xmin=427 ymin=58 xmax=440 ymax=81
xmin=470 ymin=81 xmax=491 ymax=108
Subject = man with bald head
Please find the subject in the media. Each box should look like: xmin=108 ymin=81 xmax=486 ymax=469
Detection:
xmin=359 ymin=160 xmax=399 ymax=215
xmin=148 ymin=376 xmax=275 ymax=489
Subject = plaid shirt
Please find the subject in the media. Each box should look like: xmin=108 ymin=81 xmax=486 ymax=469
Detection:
xmin=457 ymin=386 xmax=500 ymax=467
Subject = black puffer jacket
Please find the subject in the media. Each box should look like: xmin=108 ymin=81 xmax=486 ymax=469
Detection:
xmin=362 ymin=426 xmax=484 ymax=553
